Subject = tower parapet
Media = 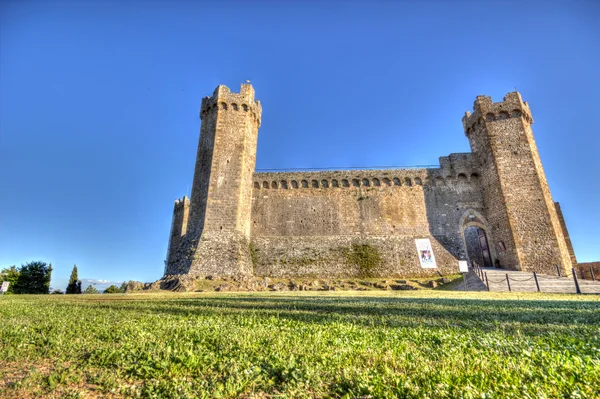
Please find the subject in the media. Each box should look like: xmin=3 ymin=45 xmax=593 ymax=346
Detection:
xmin=462 ymin=92 xmax=533 ymax=136
xmin=200 ymin=84 xmax=262 ymax=127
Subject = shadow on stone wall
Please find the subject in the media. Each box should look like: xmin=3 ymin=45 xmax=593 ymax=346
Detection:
xmin=423 ymin=165 xmax=486 ymax=270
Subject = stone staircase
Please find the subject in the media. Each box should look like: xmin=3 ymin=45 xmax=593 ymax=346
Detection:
xmin=465 ymin=268 xmax=600 ymax=294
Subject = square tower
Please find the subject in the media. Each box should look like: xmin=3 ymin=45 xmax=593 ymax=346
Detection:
xmin=166 ymin=83 xmax=262 ymax=276
xmin=463 ymin=92 xmax=573 ymax=275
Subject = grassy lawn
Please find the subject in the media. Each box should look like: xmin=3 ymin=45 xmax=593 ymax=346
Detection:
xmin=0 ymin=291 xmax=599 ymax=398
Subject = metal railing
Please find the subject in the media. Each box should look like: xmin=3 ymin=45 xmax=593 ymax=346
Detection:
xmin=472 ymin=266 xmax=594 ymax=294
xmin=255 ymin=164 xmax=439 ymax=173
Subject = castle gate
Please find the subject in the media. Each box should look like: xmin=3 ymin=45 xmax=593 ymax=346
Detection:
xmin=464 ymin=226 xmax=492 ymax=267
xmin=459 ymin=210 xmax=495 ymax=268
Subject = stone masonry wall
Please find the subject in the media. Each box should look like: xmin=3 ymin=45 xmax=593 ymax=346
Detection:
xmin=251 ymin=235 xmax=459 ymax=278
xmin=248 ymin=159 xmax=485 ymax=277
xmin=577 ymin=262 xmax=600 ymax=281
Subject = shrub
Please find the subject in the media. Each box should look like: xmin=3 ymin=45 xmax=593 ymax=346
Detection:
xmin=0 ymin=266 xmax=20 ymax=294
xmin=83 ymin=285 xmax=98 ymax=294
xmin=103 ymin=285 xmax=122 ymax=294
xmin=12 ymin=261 xmax=52 ymax=294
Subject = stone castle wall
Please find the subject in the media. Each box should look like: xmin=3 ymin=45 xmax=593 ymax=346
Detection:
xmin=164 ymin=85 xmax=579 ymax=278
xmin=248 ymin=164 xmax=485 ymax=277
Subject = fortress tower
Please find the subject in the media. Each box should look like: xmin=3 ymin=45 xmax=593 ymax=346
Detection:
xmin=462 ymin=93 xmax=573 ymax=275
xmin=168 ymin=83 xmax=261 ymax=275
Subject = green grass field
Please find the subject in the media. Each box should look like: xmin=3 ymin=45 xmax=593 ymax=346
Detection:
xmin=1 ymin=291 xmax=599 ymax=398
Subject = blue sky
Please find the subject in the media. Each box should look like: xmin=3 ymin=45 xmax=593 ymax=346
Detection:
xmin=1 ymin=0 xmax=599 ymax=290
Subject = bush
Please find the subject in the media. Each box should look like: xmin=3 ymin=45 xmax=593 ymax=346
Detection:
xmin=83 ymin=285 xmax=98 ymax=294
xmin=0 ymin=266 xmax=20 ymax=294
xmin=12 ymin=261 xmax=52 ymax=294
xmin=103 ymin=285 xmax=123 ymax=294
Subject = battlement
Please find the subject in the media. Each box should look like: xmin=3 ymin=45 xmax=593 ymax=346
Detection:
xmin=200 ymin=83 xmax=262 ymax=126
xmin=462 ymin=92 xmax=533 ymax=135
xmin=252 ymin=158 xmax=481 ymax=190
xmin=438 ymin=153 xmax=475 ymax=172
xmin=173 ymin=195 xmax=190 ymax=214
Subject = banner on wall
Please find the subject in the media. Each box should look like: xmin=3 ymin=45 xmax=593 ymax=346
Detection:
xmin=415 ymin=238 xmax=437 ymax=269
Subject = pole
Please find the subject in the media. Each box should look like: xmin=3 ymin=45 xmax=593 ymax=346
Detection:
xmin=591 ymin=267 xmax=596 ymax=281
xmin=485 ymin=272 xmax=490 ymax=291
xmin=463 ymin=273 xmax=468 ymax=291
xmin=533 ymin=272 xmax=540 ymax=292
xmin=556 ymin=265 xmax=561 ymax=277
xmin=572 ymin=267 xmax=581 ymax=294
xmin=506 ymin=273 xmax=511 ymax=292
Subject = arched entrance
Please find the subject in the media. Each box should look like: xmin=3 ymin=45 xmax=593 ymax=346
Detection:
xmin=464 ymin=226 xmax=492 ymax=267
xmin=458 ymin=210 xmax=496 ymax=268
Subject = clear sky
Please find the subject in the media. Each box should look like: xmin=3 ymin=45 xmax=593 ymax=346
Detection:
xmin=1 ymin=0 xmax=599 ymax=291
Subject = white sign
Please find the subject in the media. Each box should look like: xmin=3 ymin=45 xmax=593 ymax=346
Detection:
xmin=0 ymin=282 xmax=9 ymax=293
xmin=415 ymin=238 xmax=437 ymax=269
xmin=458 ymin=261 xmax=469 ymax=273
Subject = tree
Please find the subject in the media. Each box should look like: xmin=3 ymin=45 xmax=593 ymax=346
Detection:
xmin=103 ymin=285 xmax=122 ymax=294
xmin=119 ymin=282 xmax=128 ymax=292
xmin=83 ymin=285 xmax=98 ymax=294
xmin=0 ymin=266 xmax=20 ymax=294
xmin=51 ymin=289 xmax=64 ymax=294
xmin=66 ymin=265 xmax=82 ymax=294
xmin=13 ymin=261 xmax=52 ymax=294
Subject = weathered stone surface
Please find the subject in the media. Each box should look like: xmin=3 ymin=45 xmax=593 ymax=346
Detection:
xmin=164 ymin=85 xmax=577 ymax=279
xmin=463 ymin=93 xmax=573 ymax=275
xmin=577 ymin=262 xmax=600 ymax=281
xmin=215 ymin=284 xmax=230 ymax=292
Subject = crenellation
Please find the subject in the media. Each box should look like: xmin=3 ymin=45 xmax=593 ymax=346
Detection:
xmin=200 ymin=83 xmax=262 ymax=126
xmin=463 ymin=92 xmax=533 ymax=135
xmin=251 ymin=166 xmax=481 ymax=192
xmin=165 ymin=84 xmax=577 ymax=278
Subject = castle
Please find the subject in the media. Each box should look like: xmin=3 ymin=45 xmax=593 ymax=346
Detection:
xmin=165 ymin=83 xmax=577 ymax=278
